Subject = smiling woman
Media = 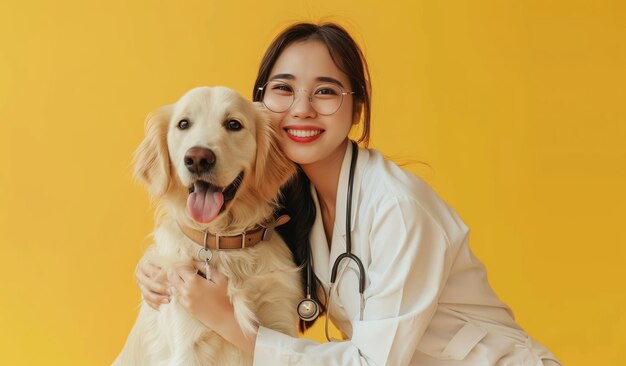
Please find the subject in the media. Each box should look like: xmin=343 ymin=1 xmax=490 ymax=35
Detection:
xmin=132 ymin=22 xmax=563 ymax=365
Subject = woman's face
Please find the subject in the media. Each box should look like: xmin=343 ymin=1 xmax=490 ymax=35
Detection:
xmin=264 ymin=40 xmax=354 ymax=167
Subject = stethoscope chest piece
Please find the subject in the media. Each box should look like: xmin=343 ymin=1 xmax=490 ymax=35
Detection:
xmin=297 ymin=295 xmax=320 ymax=321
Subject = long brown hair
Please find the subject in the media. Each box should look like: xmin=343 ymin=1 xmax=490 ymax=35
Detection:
xmin=255 ymin=22 xmax=372 ymax=331
xmin=253 ymin=22 xmax=372 ymax=147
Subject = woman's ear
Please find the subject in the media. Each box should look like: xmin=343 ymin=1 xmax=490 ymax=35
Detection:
xmin=252 ymin=104 xmax=297 ymax=202
xmin=133 ymin=105 xmax=173 ymax=197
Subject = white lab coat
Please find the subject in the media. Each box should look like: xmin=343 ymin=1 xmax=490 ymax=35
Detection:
xmin=253 ymin=144 xmax=561 ymax=366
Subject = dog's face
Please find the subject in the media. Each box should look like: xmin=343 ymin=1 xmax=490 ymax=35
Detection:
xmin=168 ymin=87 xmax=258 ymax=223
xmin=134 ymin=86 xmax=295 ymax=229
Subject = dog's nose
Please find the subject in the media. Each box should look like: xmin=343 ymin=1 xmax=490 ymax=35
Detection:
xmin=184 ymin=147 xmax=216 ymax=174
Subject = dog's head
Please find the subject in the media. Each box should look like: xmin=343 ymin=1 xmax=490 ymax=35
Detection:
xmin=133 ymin=86 xmax=296 ymax=231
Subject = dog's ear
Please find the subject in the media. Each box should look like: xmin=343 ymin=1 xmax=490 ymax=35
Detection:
xmin=253 ymin=104 xmax=296 ymax=202
xmin=133 ymin=105 xmax=173 ymax=197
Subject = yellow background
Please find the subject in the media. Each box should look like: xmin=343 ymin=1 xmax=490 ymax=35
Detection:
xmin=1 ymin=0 xmax=624 ymax=365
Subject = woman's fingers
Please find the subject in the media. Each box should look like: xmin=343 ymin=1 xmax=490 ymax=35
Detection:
xmin=136 ymin=265 xmax=170 ymax=295
xmin=168 ymin=266 xmax=194 ymax=295
xmin=138 ymin=260 xmax=227 ymax=314
xmin=134 ymin=257 xmax=171 ymax=310
xmin=170 ymin=264 xmax=230 ymax=320
xmin=136 ymin=257 xmax=162 ymax=279
xmin=138 ymin=282 xmax=170 ymax=310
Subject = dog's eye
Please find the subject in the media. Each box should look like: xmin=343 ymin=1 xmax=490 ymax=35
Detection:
xmin=225 ymin=119 xmax=242 ymax=131
xmin=177 ymin=119 xmax=190 ymax=130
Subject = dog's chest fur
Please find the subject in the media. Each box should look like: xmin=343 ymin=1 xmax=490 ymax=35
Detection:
xmin=117 ymin=219 xmax=302 ymax=366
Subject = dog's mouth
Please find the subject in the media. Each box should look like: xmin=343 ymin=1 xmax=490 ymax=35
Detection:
xmin=186 ymin=172 xmax=244 ymax=224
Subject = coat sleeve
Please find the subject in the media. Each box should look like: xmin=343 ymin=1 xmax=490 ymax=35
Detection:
xmin=253 ymin=197 xmax=459 ymax=366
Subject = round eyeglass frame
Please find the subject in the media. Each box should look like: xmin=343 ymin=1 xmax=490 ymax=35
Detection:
xmin=257 ymin=81 xmax=355 ymax=116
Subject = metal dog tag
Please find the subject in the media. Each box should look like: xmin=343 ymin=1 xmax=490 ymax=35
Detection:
xmin=204 ymin=258 xmax=213 ymax=282
xmin=262 ymin=228 xmax=273 ymax=241
xmin=197 ymin=247 xmax=213 ymax=262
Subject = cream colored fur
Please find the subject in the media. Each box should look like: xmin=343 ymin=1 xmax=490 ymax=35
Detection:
xmin=114 ymin=87 xmax=302 ymax=366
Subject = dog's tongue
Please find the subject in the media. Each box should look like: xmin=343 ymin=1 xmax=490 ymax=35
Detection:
xmin=187 ymin=182 xmax=224 ymax=223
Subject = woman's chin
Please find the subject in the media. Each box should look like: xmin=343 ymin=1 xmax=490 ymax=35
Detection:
xmin=282 ymin=150 xmax=319 ymax=166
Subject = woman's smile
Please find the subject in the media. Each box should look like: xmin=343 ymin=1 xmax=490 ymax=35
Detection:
xmin=284 ymin=125 xmax=325 ymax=143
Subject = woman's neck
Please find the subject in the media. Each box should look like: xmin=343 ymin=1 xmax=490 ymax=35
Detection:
xmin=300 ymin=139 xmax=349 ymax=234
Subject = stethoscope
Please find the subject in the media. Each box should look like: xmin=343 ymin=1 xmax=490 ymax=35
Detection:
xmin=296 ymin=140 xmax=366 ymax=341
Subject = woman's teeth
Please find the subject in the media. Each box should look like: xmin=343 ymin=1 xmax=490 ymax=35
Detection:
xmin=286 ymin=129 xmax=322 ymax=137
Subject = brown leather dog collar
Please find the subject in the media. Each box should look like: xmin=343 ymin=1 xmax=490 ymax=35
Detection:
xmin=178 ymin=215 xmax=290 ymax=251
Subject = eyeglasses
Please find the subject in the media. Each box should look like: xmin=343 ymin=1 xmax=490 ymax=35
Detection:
xmin=258 ymin=80 xmax=355 ymax=116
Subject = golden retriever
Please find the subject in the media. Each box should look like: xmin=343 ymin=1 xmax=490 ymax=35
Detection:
xmin=114 ymin=86 xmax=302 ymax=365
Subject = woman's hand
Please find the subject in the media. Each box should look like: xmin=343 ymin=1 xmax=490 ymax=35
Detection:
xmin=169 ymin=262 xmax=232 ymax=327
xmin=135 ymin=256 xmax=170 ymax=310
xmin=169 ymin=262 xmax=258 ymax=355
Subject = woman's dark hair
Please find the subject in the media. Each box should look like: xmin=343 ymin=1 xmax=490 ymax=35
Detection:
xmin=255 ymin=22 xmax=372 ymax=331
xmin=273 ymin=168 xmax=318 ymax=332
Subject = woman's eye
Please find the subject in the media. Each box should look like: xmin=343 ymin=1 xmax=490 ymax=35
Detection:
xmin=272 ymin=83 xmax=293 ymax=93
xmin=315 ymin=87 xmax=338 ymax=96
xmin=178 ymin=119 xmax=190 ymax=130
xmin=226 ymin=119 xmax=242 ymax=131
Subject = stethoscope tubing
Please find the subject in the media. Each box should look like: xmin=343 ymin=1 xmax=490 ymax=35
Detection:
xmin=325 ymin=141 xmax=366 ymax=340
xmin=329 ymin=141 xmax=366 ymax=294
xmin=330 ymin=140 xmax=365 ymax=294
xmin=298 ymin=140 xmax=367 ymax=339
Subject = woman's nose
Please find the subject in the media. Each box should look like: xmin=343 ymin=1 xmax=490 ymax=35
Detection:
xmin=290 ymin=94 xmax=317 ymax=118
